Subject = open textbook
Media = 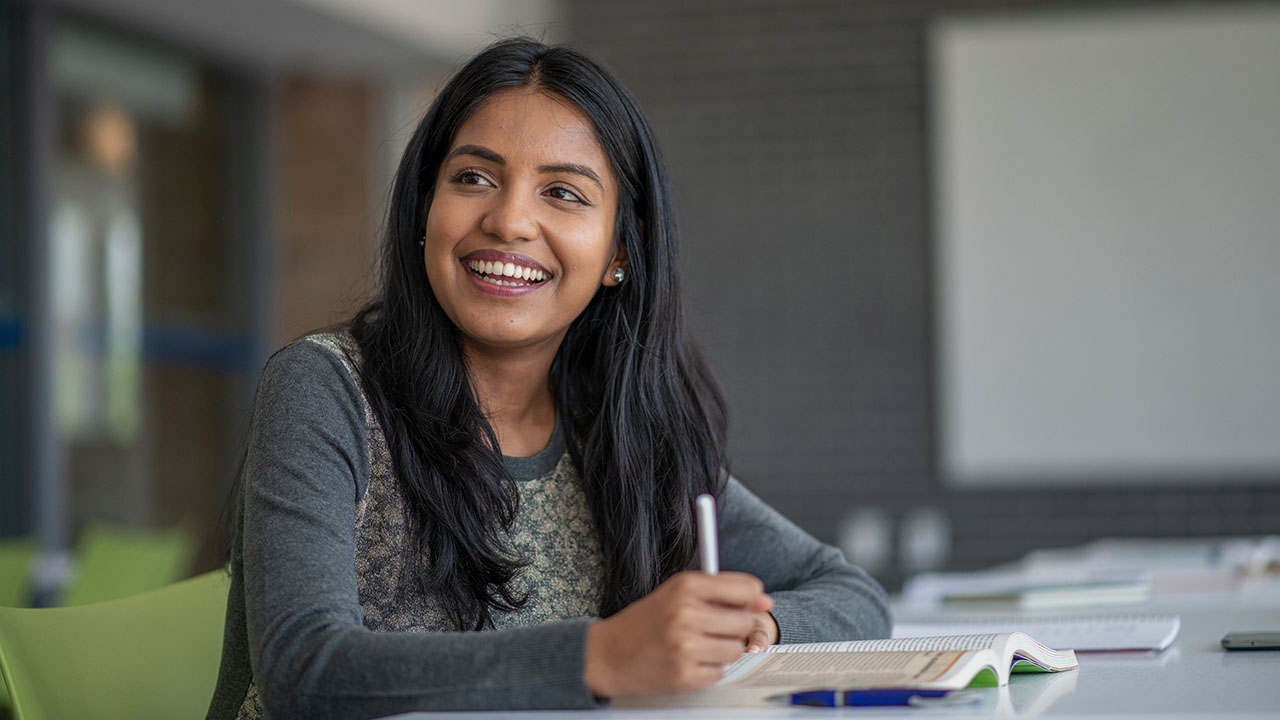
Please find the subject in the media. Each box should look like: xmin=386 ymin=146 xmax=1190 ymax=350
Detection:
xmin=617 ymin=633 xmax=1077 ymax=708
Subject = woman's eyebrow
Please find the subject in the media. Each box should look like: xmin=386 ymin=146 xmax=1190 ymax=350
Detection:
xmin=539 ymin=162 xmax=603 ymax=191
xmin=447 ymin=144 xmax=504 ymax=164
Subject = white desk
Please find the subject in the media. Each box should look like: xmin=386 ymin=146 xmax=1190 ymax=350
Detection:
xmin=387 ymin=583 xmax=1280 ymax=719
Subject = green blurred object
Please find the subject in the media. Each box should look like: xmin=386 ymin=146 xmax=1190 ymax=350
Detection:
xmin=0 ymin=539 xmax=36 ymax=608
xmin=61 ymin=522 xmax=195 ymax=606
xmin=0 ymin=538 xmax=36 ymax=716
xmin=0 ymin=569 xmax=230 ymax=720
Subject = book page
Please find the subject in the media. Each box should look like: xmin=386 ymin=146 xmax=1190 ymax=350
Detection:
xmin=727 ymin=650 xmax=970 ymax=689
xmin=770 ymin=634 xmax=1002 ymax=654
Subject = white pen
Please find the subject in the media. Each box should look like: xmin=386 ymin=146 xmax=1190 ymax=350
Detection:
xmin=695 ymin=493 xmax=719 ymax=575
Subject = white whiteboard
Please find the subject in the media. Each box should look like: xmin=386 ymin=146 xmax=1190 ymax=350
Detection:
xmin=932 ymin=5 xmax=1280 ymax=486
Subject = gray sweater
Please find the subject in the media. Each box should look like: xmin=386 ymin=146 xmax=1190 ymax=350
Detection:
xmin=207 ymin=334 xmax=890 ymax=720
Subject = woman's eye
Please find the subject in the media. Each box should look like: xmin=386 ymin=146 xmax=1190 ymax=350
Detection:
xmin=452 ymin=170 xmax=492 ymax=187
xmin=547 ymin=186 xmax=586 ymax=204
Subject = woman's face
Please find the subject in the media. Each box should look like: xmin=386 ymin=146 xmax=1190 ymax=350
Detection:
xmin=423 ymin=87 xmax=623 ymax=357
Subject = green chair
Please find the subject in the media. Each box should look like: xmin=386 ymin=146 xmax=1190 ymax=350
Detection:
xmin=0 ymin=569 xmax=229 ymax=720
xmin=0 ymin=537 xmax=37 ymax=717
xmin=0 ymin=538 xmax=36 ymax=608
xmin=61 ymin=522 xmax=195 ymax=606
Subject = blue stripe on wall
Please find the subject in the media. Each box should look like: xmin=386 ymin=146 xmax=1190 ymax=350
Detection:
xmin=0 ymin=315 xmax=254 ymax=373
xmin=142 ymin=325 xmax=255 ymax=373
xmin=0 ymin=315 xmax=19 ymax=349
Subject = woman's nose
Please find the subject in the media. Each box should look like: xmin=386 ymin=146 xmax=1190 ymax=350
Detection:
xmin=479 ymin=187 xmax=538 ymax=243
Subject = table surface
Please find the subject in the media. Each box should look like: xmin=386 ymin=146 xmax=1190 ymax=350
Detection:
xmin=386 ymin=579 xmax=1280 ymax=719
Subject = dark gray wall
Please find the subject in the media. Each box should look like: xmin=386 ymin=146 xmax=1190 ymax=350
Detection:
xmin=0 ymin=3 xmax=24 ymax=537
xmin=567 ymin=0 xmax=1280 ymax=588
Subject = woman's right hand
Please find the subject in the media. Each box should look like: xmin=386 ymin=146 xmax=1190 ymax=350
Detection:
xmin=583 ymin=571 xmax=772 ymax=698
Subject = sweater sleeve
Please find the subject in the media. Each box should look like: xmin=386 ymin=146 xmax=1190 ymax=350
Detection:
xmin=716 ymin=477 xmax=892 ymax=644
xmin=239 ymin=340 xmax=601 ymax=719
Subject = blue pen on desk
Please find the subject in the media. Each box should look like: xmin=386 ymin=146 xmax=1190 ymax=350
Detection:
xmin=696 ymin=493 xmax=719 ymax=574
xmin=777 ymin=688 xmax=985 ymax=708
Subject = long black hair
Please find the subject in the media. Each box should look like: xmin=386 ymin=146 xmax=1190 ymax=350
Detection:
xmin=349 ymin=37 xmax=728 ymax=630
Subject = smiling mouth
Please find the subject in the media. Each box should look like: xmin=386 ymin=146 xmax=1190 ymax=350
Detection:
xmin=467 ymin=258 xmax=549 ymax=287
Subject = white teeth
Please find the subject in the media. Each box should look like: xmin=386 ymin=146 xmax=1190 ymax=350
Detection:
xmin=467 ymin=258 xmax=547 ymax=284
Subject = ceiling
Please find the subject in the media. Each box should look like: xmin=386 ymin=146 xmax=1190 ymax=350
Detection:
xmin=40 ymin=0 xmax=563 ymax=76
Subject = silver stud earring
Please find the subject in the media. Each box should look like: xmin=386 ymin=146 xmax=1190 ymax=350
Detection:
xmin=419 ymin=234 xmax=426 ymax=248
xmin=613 ymin=267 xmax=627 ymax=283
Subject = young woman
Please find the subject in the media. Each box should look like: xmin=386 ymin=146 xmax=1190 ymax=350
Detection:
xmin=207 ymin=38 xmax=889 ymax=720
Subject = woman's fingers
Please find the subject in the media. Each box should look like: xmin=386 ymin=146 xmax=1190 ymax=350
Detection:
xmin=661 ymin=573 xmax=771 ymax=641
xmin=689 ymin=633 xmax=754 ymax=666
xmin=744 ymin=613 xmax=777 ymax=653
xmin=692 ymin=608 xmax=756 ymax=640
xmin=747 ymin=593 xmax=774 ymax=614
xmin=673 ymin=570 xmax=766 ymax=608
xmin=583 ymin=571 xmax=773 ymax=698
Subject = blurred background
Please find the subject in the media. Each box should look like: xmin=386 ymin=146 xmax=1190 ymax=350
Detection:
xmin=1 ymin=0 xmax=1277 ymax=606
